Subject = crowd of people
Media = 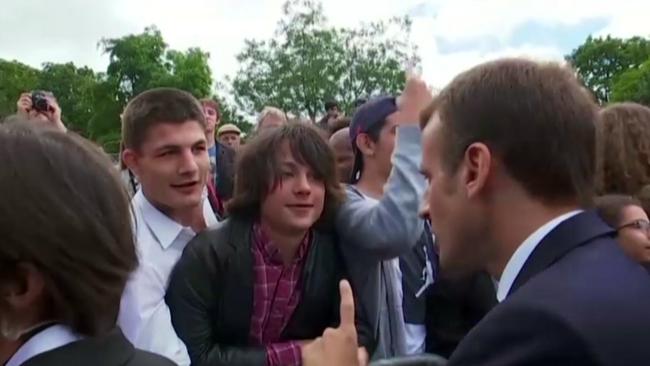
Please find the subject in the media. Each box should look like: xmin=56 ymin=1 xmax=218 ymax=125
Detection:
xmin=1 ymin=57 xmax=650 ymax=366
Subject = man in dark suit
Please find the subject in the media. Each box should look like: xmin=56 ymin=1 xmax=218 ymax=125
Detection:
xmin=0 ymin=122 xmax=173 ymax=366
xmin=419 ymin=58 xmax=650 ymax=365
xmin=200 ymin=98 xmax=236 ymax=215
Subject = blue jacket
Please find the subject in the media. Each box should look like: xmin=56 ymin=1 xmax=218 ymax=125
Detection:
xmin=449 ymin=211 xmax=650 ymax=365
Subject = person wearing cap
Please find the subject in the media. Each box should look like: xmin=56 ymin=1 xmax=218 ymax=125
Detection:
xmin=217 ymin=123 xmax=242 ymax=150
xmin=335 ymin=76 xmax=437 ymax=360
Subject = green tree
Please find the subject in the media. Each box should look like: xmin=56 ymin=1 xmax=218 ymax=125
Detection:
xmin=0 ymin=60 xmax=40 ymax=120
xmin=94 ymin=26 xmax=215 ymax=152
xmin=37 ymin=62 xmax=100 ymax=134
xmin=231 ymin=0 xmax=417 ymax=120
xmin=611 ymin=59 xmax=650 ymax=106
xmin=567 ymin=35 xmax=650 ymax=104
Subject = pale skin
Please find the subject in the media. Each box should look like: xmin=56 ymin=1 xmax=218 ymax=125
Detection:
xmin=122 ymin=121 xmax=210 ymax=231
xmin=302 ymin=280 xmax=368 ymax=366
xmin=420 ymin=112 xmax=580 ymax=279
xmin=16 ymin=92 xmax=66 ymax=132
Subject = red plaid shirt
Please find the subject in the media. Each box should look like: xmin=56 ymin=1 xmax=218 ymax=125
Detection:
xmin=249 ymin=222 xmax=311 ymax=366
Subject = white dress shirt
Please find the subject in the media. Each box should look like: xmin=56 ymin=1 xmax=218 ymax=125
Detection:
xmin=118 ymin=190 xmax=218 ymax=366
xmin=496 ymin=210 xmax=582 ymax=302
xmin=6 ymin=324 xmax=83 ymax=366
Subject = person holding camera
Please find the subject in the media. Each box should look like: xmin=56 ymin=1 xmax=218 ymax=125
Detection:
xmin=16 ymin=91 xmax=66 ymax=132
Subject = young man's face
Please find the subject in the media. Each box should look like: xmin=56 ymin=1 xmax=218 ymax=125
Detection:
xmin=124 ymin=121 xmax=210 ymax=213
xmin=219 ymin=132 xmax=241 ymax=149
xmin=260 ymin=142 xmax=325 ymax=235
xmin=202 ymin=105 xmax=219 ymax=137
xmin=362 ymin=112 xmax=400 ymax=181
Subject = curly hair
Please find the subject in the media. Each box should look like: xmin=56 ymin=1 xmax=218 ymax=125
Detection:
xmin=596 ymin=102 xmax=650 ymax=212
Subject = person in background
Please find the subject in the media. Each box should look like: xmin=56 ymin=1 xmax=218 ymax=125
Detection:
xmin=218 ymin=123 xmax=243 ymax=150
xmin=166 ymin=123 xmax=373 ymax=366
xmin=0 ymin=122 xmax=174 ymax=366
xmin=200 ymin=98 xmax=236 ymax=209
xmin=596 ymin=102 xmax=650 ymax=213
xmin=257 ymin=106 xmax=288 ymax=131
xmin=329 ymin=127 xmax=354 ymax=184
xmin=595 ymin=194 xmax=650 ymax=269
xmin=317 ymin=100 xmax=341 ymax=131
xmin=336 ymin=77 xmax=437 ymax=360
xmin=118 ymin=88 xmax=219 ymax=366
xmin=16 ymin=91 xmax=66 ymax=132
xmin=420 ymin=58 xmax=650 ymax=365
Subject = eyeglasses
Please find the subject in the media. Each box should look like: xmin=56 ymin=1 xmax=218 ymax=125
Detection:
xmin=617 ymin=220 xmax=650 ymax=233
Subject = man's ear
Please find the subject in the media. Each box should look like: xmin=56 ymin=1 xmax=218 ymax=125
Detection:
xmin=1 ymin=263 xmax=45 ymax=310
xmin=462 ymin=142 xmax=492 ymax=199
xmin=355 ymin=134 xmax=375 ymax=157
xmin=122 ymin=148 xmax=140 ymax=176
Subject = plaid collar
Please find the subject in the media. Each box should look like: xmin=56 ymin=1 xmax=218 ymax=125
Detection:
xmin=252 ymin=221 xmax=311 ymax=265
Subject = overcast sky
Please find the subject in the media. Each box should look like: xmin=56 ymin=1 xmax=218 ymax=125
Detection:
xmin=2 ymin=0 xmax=649 ymax=90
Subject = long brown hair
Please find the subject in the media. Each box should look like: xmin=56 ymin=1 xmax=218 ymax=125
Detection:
xmin=596 ymin=103 xmax=650 ymax=212
xmin=227 ymin=123 xmax=345 ymax=228
xmin=0 ymin=122 xmax=136 ymax=336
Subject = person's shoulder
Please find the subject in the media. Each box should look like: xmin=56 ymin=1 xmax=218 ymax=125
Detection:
xmin=185 ymin=218 xmax=247 ymax=260
xmin=126 ymin=349 xmax=177 ymax=366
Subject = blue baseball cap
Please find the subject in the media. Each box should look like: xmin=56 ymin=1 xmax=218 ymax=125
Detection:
xmin=349 ymin=96 xmax=398 ymax=183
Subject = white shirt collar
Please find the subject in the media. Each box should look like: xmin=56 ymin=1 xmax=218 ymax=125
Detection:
xmin=496 ymin=210 xmax=583 ymax=302
xmin=133 ymin=190 xmax=218 ymax=250
xmin=6 ymin=324 xmax=83 ymax=366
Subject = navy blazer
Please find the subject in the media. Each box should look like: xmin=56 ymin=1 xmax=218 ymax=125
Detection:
xmin=449 ymin=211 xmax=650 ymax=366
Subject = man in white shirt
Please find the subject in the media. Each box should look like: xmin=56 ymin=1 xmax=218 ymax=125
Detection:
xmin=118 ymin=88 xmax=218 ymax=366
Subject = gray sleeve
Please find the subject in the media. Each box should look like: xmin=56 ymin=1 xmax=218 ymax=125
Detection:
xmin=336 ymin=125 xmax=426 ymax=261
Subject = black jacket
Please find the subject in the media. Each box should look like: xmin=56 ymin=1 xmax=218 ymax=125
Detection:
xmin=21 ymin=328 xmax=174 ymax=366
xmin=425 ymin=272 xmax=496 ymax=358
xmin=215 ymin=141 xmax=235 ymax=201
xmin=166 ymin=217 xmax=374 ymax=366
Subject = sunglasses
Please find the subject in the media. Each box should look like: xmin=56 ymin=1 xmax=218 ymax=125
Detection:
xmin=617 ymin=219 xmax=650 ymax=233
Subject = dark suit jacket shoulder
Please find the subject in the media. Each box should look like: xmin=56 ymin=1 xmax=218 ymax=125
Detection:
xmin=450 ymin=211 xmax=650 ymax=366
xmin=215 ymin=142 xmax=235 ymax=201
xmin=22 ymin=328 xmax=175 ymax=366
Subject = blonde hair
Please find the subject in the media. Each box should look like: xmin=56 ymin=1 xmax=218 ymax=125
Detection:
xmin=257 ymin=106 xmax=287 ymax=129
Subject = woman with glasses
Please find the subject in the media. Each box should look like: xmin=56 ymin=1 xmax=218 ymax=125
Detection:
xmin=596 ymin=195 xmax=650 ymax=269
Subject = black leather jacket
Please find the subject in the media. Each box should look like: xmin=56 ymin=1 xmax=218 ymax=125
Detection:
xmin=166 ymin=217 xmax=374 ymax=366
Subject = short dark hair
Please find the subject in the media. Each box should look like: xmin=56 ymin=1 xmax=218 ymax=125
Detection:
xmin=325 ymin=100 xmax=339 ymax=110
xmin=595 ymin=194 xmax=643 ymax=228
xmin=421 ymin=58 xmax=598 ymax=206
xmin=227 ymin=123 xmax=345 ymax=227
xmin=122 ymin=88 xmax=206 ymax=150
xmin=0 ymin=122 xmax=136 ymax=336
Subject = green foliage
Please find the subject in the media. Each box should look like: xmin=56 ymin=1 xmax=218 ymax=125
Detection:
xmin=231 ymin=0 xmax=417 ymax=120
xmin=611 ymin=59 xmax=650 ymax=106
xmin=0 ymin=60 xmax=40 ymax=120
xmin=567 ymin=35 xmax=650 ymax=104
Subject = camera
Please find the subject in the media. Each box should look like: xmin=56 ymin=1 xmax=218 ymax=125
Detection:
xmin=31 ymin=91 xmax=51 ymax=112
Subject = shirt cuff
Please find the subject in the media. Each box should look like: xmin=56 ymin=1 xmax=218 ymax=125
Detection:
xmin=266 ymin=341 xmax=302 ymax=366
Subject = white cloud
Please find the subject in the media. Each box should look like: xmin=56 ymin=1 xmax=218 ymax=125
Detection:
xmin=1 ymin=0 xmax=649 ymax=94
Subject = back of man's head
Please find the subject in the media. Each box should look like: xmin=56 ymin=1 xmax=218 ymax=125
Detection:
xmin=122 ymin=88 xmax=206 ymax=150
xmin=422 ymin=58 xmax=598 ymax=206
xmin=0 ymin=122 xmax=136 ymax=337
